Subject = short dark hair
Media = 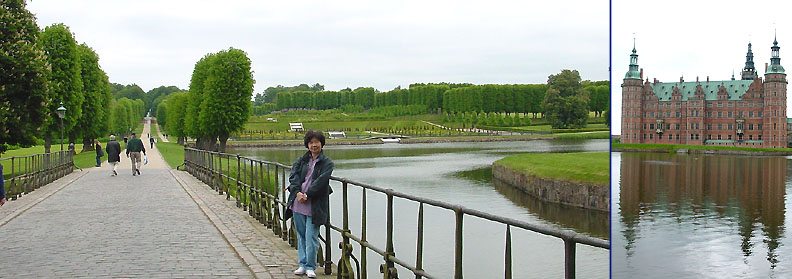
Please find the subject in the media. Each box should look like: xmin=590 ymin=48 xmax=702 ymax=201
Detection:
xmin=303 ymin=130 xmax=326 ymax=148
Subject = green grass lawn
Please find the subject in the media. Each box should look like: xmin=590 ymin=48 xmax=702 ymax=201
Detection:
xmin=156 ymin=142 xmax=186 ymax=169
xmin=494 ymin=152 xmax=609 ymax=186
xmin=612 ymin=143 xmax=792 ymax=152
xmin=554 ymin=131 xmax=610 ymax=140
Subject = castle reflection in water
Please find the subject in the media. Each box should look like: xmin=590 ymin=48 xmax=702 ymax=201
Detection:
xmin=619 ymin=152 xmax=786 ymax=266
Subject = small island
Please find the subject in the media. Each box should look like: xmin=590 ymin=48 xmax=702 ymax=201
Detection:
xmin=492 ymin=152 xmax=609 ymax=211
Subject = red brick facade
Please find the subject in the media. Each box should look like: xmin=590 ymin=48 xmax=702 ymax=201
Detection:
xmin=621 ymin=42 xmax=789 ymax=148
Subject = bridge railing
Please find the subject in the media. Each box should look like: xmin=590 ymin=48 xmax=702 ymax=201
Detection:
xmin=183 ymin=147 xmax=608 ymax=279
xmin=0 ymin=151 xmax=74 ymax=200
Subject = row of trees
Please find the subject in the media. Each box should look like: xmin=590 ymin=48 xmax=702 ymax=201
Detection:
xmin=0 ymin=1 xmax=154 ymax=153
xmin=260 ymin=80 xmax=608 ymax=123
xmin=158 ymin=48 xmax=254 ymax=151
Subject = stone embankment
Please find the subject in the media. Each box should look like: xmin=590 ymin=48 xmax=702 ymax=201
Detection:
xmin=491 ymin=164 xmax=609 ymax=212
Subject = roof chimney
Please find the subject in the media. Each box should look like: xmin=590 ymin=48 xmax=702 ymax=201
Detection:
xmin=696 ymin=76 xmax=699 ymax=82
xmin=766 ymin=63 xmax=769 ymax=72
xmin=640 ymin=68 xmax=643 ymax=79
xmin=680 ymin=76 xmax=684 ymax=83
xmin=707 ymin=76 xmax=709 ymax=82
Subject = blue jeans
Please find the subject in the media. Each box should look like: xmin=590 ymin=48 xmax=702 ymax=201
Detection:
xmin=96 ymin=156 xmax=101 ymax=166
xmin=293 ymin=212 xmax=319 ymax=270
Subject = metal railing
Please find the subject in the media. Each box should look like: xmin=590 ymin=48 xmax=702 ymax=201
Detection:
xmin=183 ymin=147 xmax=609 ymax=279
xmin=0 ymin=151 xmax=74 ymax=200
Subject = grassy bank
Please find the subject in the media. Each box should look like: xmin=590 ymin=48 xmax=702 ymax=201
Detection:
xmin=612 ymin=143 xmax=792 ymax=152
xmin=156 ymin=142 xmax=186 ymax=169
xmin=554 ymin=131 xmax=610 ymax=140
xmin=494 ymin=152 xmax=609 ymax=186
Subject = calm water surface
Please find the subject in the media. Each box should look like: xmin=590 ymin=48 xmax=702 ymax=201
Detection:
xmin=613 ymin=152 xmax=791 ymax=278
xmin=230 ymin=140 xmax=609 ymax=279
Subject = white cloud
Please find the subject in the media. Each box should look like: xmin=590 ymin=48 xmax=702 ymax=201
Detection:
xmin=28 ymin=0 xmax=607 ymax=94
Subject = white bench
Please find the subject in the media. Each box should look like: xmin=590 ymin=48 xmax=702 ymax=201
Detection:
xmin=328 ymin=131 xmax=346 ymax=139
xmin=289 ymin=123 xmax=304 ymax=132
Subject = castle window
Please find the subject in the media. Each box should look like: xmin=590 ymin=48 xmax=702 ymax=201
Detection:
xmin=749 ymin=124 xmax=753 ymax=130
xmin=718 ymin=135 xmax=722 ymax=140
xmin=650 ymin=134 xmax=653 ymax=139
xmin=728 ymin=124 xmax=732 ymax=130
xmin=718 ymin=102 xmax=723 ymax=108
xmin=708 ymin=135 xmax=712 ymax=140
xmin=644 ymin=134 xmax=647 ymax=139
xmin=728 ymin=135 xmax=732 ymax=140
xmin=718 ymin=124 xmax=723 ymax=130
xmin=708 ymin=124 xmax=712 ymax=130
xmin=676 ymin=124 xmax=680 ymax=130
xmin=774 ymin=123 xmax=777 ymax=130
xmin=728 ymin=111 xmax=732 ymax=117
xmin=691 ymin=134 xmax=694 ymax=140
xmin=650 ymin=124 xmax=655 ymax=130
xmin=718 ymin=111 xmax=722 ymax=118
xmin=759 ymin=111 xmax=763 ymax=117
xmin=677 ymin=112 xmax=681 ymax=118
xmin=676 ymin=134 xmax=680 ymax=140
xmin=749 ymin=111 xmax=754 ymax=117
xmin=749 ymin=135 xmax=753 ymax=140
xmin=644 ymin=123 xmax=647 ymax=130
xmin=759 ymin=135 xmax=762 ymax=140
xmin=759 ymin=124 xmax=763 ymax=130
xmin=728 ymin=102 xmax=733 ymax=108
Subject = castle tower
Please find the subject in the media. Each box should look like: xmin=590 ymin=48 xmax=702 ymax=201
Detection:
xmin=763 ymin=36 xmax=787 ymax=148
xmin=742 ymin=42 xmax=758 ymax=80
xmin=622 ymin=42 xmax=643 ymax=143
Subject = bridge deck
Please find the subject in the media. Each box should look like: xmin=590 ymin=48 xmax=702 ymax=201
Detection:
xmin=0 ymin=121 xmax=331 ymax=278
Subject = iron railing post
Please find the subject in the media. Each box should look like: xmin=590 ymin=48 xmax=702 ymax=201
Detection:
xmin=454 ymin=208 xmax=463 ymax=279
xmin=564 ymin=239 xmax=576 ymax=279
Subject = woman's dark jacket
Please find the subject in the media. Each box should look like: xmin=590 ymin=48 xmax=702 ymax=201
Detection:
xmin=285 ymin=151 xmax=334 ymax=227
xmin=105 ymin=140 xmax=121 ymax=163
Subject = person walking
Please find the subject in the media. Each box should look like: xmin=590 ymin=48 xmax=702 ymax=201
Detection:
xmin=106 ymin=135 xmax=122 ymax=176
xmin=94 ymin=139 xmax=104 ymax=167
xmin=149 ymin=136 xmax=155 ymax=149
xmin=285 ymin=130 xmax=334 ymax=278
xmin=125 ymin=133 xmax=146 ymax=176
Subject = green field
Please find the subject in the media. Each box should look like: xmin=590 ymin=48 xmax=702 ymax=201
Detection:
xmin=494 ymin=152 xmax=609 ymax=186
xmin=156 ymin=142 xmax=186 ymax=169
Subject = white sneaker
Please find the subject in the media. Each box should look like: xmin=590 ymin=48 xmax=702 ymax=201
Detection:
xmin=306 ymin=269 xmax=316 ymax=278
xmin=294 ymin=267 xmax=306 ymax=275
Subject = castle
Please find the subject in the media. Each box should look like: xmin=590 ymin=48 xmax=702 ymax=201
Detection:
xmin=620 ymin=37 xmax=788 ymax=148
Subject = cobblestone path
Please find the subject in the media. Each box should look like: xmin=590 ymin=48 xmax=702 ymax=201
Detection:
xmin=0 ymin=120 xmax=332 ymax=278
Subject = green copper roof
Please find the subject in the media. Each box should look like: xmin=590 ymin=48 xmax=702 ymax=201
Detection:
xmin=767 ymin=64 xmax=785 ymax=74
xmin=625 ymin=70 xmax=641 ymax=79
xmin=649 ymin=79 xmax=754 ymax=101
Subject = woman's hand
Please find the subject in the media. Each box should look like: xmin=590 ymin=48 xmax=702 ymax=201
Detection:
xmin=297 ymin=192 xmax=308 ymax=203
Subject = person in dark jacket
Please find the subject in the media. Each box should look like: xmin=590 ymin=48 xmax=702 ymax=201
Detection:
xmin=285 ymin=130 xmax=334 ymax=278
xmin=106 ymin=135 xmax=122 ymax=176
xmin=94 ymin=139 xmax=104 ymax=167
xmin=149 ymin=136 xmax=155 ymax=149
xmin=126 ymin=133 xmax=146 ymax=176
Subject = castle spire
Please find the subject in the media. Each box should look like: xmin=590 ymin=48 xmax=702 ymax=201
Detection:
xmin=625 ymin=35 xmax=641 ymax=79
xmin=741 ymin=42 xmax=757 ymax=80
xmin=767 ymin=34 xmax=785 ymax=74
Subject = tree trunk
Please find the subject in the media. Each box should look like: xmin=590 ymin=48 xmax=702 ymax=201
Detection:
xmin=219 ymin=134 xmax=228 ymax=153
xmin=68 ymin=134 xmax=75 ymax=147
xmin=177 ymin=137 xmax=185 ymax=145
xmin=44 ymin=134 xmax=52 ymax=154
xmin=81 ymin=138 xmax=94 ymax=152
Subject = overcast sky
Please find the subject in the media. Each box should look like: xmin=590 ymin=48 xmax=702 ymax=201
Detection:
xmin=28 ymin=0 xmax=607 ymax=95
xmin=612 ymin=0 xmax=792 ymax=135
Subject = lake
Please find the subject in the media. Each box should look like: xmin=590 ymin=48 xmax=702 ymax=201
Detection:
xmin=613 ymin=152 xmax=790 ymax=278
xmin=230 ymin=139 xmax=609 ymax=278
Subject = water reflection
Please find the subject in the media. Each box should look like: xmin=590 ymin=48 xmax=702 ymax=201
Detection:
xmin=615 ymin=152 xmax=787 ymax=278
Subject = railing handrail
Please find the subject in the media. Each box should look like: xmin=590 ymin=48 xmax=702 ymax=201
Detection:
xmin=1 ymin=150 xmax=75 ymax=201
xmin=183 ymin=147 xmax=609 ymax=279
xmin=183 ymin=147 xmax=607 ymax=248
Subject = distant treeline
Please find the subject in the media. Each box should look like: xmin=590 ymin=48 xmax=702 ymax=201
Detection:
xmin=254 ymin=81 xmax=608 ymax=117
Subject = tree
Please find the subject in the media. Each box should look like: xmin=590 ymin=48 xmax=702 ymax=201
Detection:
xmin=165 ymin=92 xmax=189 ymax=144
xmin=75 ymin=44 xmax=112 ymax=152
xmin=253 ymin=92 xmax=266 ymax=105
xmin=39 ymin=23 xmax=84 ymax=152
xmin=145 ymin=85 xmax=181 ymax=115
xmin=198 ymin=48 xmax=255 ymax=152
xmin=543 ymin=70 xmax=589 ymax=128
xmin=0 ymin=0 xmax=52 ymax=153
xmin=586 ymin=84 xmax=609 ymax=117
xmin=185 ymin=53 xmax=215 ymax=149
xmin=113 ymin=84 xmax=145 ymax=100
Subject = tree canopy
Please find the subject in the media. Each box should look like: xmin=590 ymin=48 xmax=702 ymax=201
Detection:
xmin=0 ymin=0 xmax=52 ymax=153
xmin=543 ymin=70 xmax=589 ymax=128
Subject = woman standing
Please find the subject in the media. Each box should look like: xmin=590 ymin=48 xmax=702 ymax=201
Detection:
xmin=94 ymin=139 xmax=104 ymax=167
xmin=286 ymin=130 xmax=334 ymax=278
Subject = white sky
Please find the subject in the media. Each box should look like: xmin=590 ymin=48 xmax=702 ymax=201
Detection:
xmin=28 ymin=0 xmax=608 ymax=95
xmin=612 ymin=0 xmax=792 ymax=135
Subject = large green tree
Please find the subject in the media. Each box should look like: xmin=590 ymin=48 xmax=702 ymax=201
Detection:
xmin=199 ymin=47 xmax=254 ymax=152
xmin=586 ymin=84 xmax=609 ymax=117
xmin=164 ymin=92 xmax=189 ymax=144
xmin=39 ymin=23 xmax=84 ymax=153
xmin=145 ymin=85 xmax=181 ymax=116
xmin=185 ymin=53 xmax=215 ymax=149
xmin=543 ymin=70 xmax=589 ymax=128
xmin=0 ymin=0 xmax=51 ymax=153
xmin=75 ymin=44 xmax=111 ymax=151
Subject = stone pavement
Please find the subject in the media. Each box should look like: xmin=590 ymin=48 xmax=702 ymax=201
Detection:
xmin=0 ymin=121 xmax=333 ymax=278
